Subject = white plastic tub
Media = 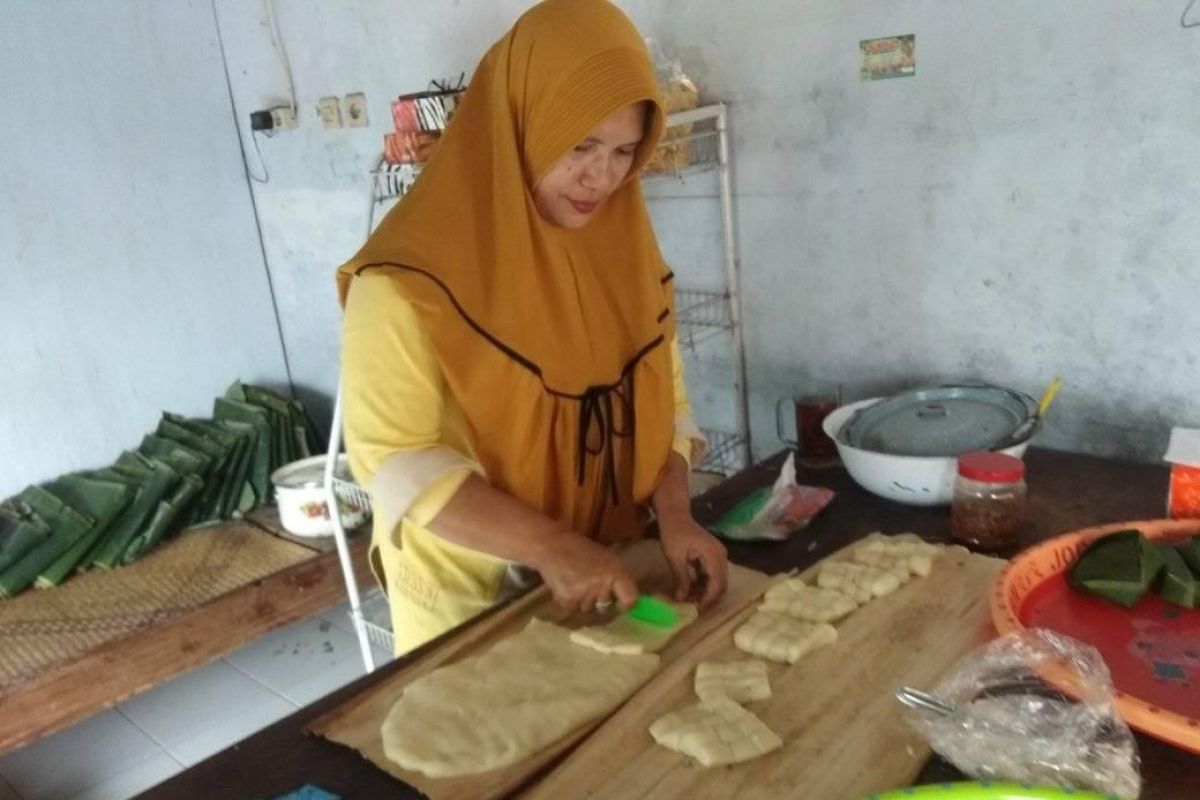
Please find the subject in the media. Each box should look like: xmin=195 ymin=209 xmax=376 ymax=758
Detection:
xmin=270 ymin=454 xmax=370 ymax=536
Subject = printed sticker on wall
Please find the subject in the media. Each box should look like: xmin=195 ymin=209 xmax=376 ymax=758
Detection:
xmin=860 ymin=34 xmax=916 ymax=81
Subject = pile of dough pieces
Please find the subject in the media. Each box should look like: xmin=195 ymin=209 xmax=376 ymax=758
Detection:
xmin=649 ymin=534 xmax=944 ymax=768
xmin=383 ymin=601 xmax=699 ymax=778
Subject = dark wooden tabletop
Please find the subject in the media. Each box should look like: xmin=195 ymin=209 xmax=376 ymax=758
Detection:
xmin=136 ymin=447 xmax=1198 ymax=800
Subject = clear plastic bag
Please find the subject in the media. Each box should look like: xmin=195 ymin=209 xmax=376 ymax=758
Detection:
xmin=903 ymin=629 xmax=1142 ymax=799
xmin=709 ymin=454 xmax=834 ymax=542
xmin=642 ymin=38 xmax=699 ymax=175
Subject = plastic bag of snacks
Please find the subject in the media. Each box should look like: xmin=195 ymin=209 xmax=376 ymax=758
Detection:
xmin=384 ymin=75 xmax=465 ymax=165
xmin=709 ymin=454 xmax=835 ymax=541
xmin=642 ymin=39 xmax=699 ymax=176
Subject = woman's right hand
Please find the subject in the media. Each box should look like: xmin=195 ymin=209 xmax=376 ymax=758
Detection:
xmin=532 ymin=532 xmax=639 ymax=616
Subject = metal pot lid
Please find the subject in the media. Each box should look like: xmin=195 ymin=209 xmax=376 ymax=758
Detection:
xmin=837 ymin=385 xmax=1038 ymax=457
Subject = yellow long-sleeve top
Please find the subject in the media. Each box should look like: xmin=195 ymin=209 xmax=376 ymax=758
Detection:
xmin=342 ymin=273 xmax=706 ymax=653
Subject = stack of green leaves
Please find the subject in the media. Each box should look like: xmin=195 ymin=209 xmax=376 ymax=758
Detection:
xmin=0 ymin=483 xmax=110 ymax=598
xmin=0 ymin=499 xmax=54 ymax=596
xmin=224 ymin=381 xmax=321 ymax=478
xmin=86 ymin=450 xmax=201 ymax=571
xmin=0 ymin=382 xmax=323 ymax=599
xmin=1070 ymin=529 xmax=1200 ymax=610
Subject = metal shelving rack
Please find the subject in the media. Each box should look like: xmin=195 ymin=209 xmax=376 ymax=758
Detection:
xmin=330 ymin=103 xmax=750 ymax=668
xmin=365 ymin=160 xmax=419 ymax=239
xmin=644 ymin=103 xmax=751 ymax=477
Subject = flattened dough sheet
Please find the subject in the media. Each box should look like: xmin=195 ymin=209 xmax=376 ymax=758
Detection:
xmin=381 ymin=618 xmax=659 ymax=778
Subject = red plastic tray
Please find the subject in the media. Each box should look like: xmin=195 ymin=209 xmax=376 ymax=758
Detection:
xmin=991 ymin=519 xmax=1200 ymax=754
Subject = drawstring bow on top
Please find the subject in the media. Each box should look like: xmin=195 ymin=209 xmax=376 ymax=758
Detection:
xmin=575 ymin=374 xmax=636 ymax=504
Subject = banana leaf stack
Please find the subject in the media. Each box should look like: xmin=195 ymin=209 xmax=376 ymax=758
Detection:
xmin=0 ymin=382 xmax=323 ymax=600
xmin=1070 ymin=529 xmax=1200 ymax=609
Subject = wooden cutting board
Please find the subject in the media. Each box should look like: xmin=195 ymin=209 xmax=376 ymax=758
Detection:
xmin=521 ymin=538 xmax=1005 ymax=800
xmin=308 ymin=537 xmax=777 ymax=800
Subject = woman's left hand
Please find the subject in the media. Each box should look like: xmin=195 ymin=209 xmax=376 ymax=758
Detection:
xmin=658 ymin=513 xmax=728 ymax=609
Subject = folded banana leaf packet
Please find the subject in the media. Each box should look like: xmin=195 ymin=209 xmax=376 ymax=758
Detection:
xmin=1160 ymin=541 xmax=1199 ymax=609
xmin=1070 ymin=529 xmax=1200 ymax=610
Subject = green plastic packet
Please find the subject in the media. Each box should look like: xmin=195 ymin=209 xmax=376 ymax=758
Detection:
xmin=708 ymin=454 xmax=834 ymax=541
xmin=710 ymin=488 xmax=771 ymax=534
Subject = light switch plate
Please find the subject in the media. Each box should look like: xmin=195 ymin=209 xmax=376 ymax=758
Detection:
xmin=344 ymin=92 xmax=368 ymax=127
xmin=316 ymin=96 xmax=343 ymax=129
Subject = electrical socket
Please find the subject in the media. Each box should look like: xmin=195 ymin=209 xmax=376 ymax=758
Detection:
xmin=269 ymin=105 xmax=298 ymax=130
xmin=344 ymin=92 xmax=368 ymax=127
xmin=317 ymin=96 xmax=343 ymax=129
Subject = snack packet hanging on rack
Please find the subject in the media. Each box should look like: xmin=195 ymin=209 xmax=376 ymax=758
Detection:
xmin=710 ymin=454 xmax=835 ymax=542
xmin=384 ymin=75 xmax=466 ymax=165
xmin=642 ymin=38 xmax=699 ymax=175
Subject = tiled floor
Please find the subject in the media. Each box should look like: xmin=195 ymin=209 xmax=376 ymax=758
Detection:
xmin=0 ymin=602 xmax=393 ymax=800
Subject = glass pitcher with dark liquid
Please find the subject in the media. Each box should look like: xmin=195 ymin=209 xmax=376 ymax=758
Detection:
xmin=775 ymin=382 xmax=841 ymax=465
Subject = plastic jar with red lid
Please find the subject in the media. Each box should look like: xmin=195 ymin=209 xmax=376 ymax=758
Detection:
xmin=950 ymin=451 xmax=1027 ymax=550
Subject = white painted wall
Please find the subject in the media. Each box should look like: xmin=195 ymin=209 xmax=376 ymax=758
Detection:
xmin=211 ymin=0 xmax=657 ymax=432
xmin=647 ymin=0 xmax=1200 ymax=462
xmin=10 ymin=0 xmax=1189 ymax=500
xmin=220 ymin=0 xmax=1200 ymax=465
xmin=0 ymin=1 xmax=288 ymax=498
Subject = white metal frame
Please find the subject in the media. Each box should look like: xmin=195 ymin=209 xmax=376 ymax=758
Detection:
xmin=328 ymin=103 xmax=750 ymax=672
xmin=324 ymin=385 xmax=392 ymax=670
xmin=646 ymin=103 xmax=751 ymax=472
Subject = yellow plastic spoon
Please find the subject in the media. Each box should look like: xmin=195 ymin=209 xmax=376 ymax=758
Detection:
xmin=1038 ymin=376 xmax=1063 ymax=417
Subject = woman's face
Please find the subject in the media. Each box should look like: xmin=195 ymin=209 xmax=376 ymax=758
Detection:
xmin=533 ymin=103 xmax=647 ymax=229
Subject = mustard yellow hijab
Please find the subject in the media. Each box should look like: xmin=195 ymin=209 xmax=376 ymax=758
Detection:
xmin=337 ymin=0 xmax=676 ymax=542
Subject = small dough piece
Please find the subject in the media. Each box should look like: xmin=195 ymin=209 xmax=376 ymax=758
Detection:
xmin=850 ymin=549 xmax=912 ymax=582
xmin=570 ymin=600 xmax=698 ymax=655
xmin=649 ymin=696 xmax=782 ymax=767
xmin=817 ymin=560 xmax=901 ymax=603
xmin=694 ymin=659 xmax=772 ymax=703
xmin=857 ymin=536 xmax=942 ymax=577
xmin=760 ymin=577 xmax=858 ymax=622
xmin=381 ymin=618 xmax=658 ymax=777
xmin=733 ymin=610 xmax=837 ymax=664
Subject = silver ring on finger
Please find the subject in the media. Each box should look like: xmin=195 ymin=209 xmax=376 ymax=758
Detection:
xmin=593 ymin=599 xmax=614 ymax=613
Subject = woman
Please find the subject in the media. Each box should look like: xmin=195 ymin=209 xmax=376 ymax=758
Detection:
xmin=337 ymin=0 xmax=728 ymax=653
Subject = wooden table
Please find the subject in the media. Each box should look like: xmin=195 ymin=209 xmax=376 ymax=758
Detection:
xmin=0 ymin=517 xmax=373 ymax=754
xmin=136 ymin=448 xmax=1200 ymax=800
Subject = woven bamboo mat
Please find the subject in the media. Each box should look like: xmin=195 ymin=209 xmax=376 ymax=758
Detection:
xmin=0 ymin=521 xmax=313 ymax=689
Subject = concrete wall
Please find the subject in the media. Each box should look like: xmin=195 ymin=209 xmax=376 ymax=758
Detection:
xmin=212 ymin=0 xmax=657 ymax=433
xmin=6 ymin=0 xmax=1195 ymax=501
xmin=221 ymin=0 xmax=1200 ymax=465
xmin=0 ymin=1 xmax=288 ymax=498
xmin=648 ymin=0 xmax=1200 ymax=463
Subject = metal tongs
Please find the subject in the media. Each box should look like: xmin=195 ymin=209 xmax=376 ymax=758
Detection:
xmin=895 ymin=686 xmax=955 ymax=717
